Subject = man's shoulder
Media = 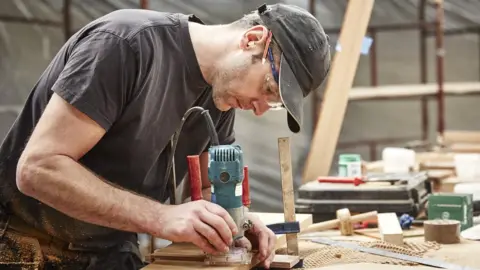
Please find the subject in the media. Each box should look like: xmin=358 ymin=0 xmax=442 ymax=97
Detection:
xmin=82 ymin=9 xmax=186 ymax=41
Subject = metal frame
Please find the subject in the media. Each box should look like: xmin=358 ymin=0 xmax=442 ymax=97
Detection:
xmin=308 ymin=0 xmax=454 ymax=160
xmin=0 ymin=0 xmax=72 ymax=41
xmin=0 ymin=0 xmax=147 ymax=41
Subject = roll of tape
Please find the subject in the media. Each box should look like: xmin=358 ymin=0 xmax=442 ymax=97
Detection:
xmin=424 ymin=219 xmax=461 ymax=244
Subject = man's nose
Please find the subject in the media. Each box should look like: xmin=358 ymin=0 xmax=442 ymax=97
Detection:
xmin=252 ymin=101 xmax=270 ymax=116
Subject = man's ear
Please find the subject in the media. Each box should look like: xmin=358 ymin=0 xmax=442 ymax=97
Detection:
xmin=239 ymin=25 xmax=268 ymax=51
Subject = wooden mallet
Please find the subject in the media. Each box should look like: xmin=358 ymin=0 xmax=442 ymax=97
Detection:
xmin=300 ymin=209 xmax=378 ymax=235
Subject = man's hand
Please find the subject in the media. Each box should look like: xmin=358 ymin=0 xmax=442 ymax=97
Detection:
xmin=235 ymin=212 xmax=276 ymax=268
xmin=153 ymin=200 xmax=238 ymax=255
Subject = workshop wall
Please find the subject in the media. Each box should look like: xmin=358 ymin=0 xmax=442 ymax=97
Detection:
xmin=1 ymin=0 xmax=480 ymax=215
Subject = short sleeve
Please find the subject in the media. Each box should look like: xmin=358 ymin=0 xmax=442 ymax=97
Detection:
xmin=203 ymin=109 xmax=236 ymax=152
xmin=51 ymin=31 xmax=137 ymax=131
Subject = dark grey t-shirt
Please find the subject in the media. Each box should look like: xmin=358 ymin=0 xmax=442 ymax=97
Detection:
xmin=0 ymin=9 xmax=235 ymax=248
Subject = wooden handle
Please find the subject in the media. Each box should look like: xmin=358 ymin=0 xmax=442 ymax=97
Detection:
xmin=351 ymin=211 xmax=378 ymax=223
xmin=300 ymin=219 xmax=340 ymax=234
xmin=300 ymin=210 xmax=378 ymax=234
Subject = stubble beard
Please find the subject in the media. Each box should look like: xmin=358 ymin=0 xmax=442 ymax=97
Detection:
xmin=211 ymin=63 xmax=238 ymax=111
xmin=211 ymin=75 xmax=230 ymax=111
xmin=211 ymin=55 xmax=250 ymax=111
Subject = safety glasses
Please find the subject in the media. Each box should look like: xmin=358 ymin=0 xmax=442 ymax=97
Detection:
xmin=262 ymin=31 xmax=284 ymax=111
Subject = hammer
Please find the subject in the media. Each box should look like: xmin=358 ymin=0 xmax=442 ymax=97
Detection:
xmin=300 ymin=209 xmax=378 ymax=235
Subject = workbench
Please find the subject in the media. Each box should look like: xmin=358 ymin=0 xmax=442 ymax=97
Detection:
xmin=141 ymin=212 xmax=312 ymax=270
xmin=142 ymin=146 xmax=480 ymax=269
xmin=141 ymin=211 xmax=480 ymax=269
xmin=301 ymin=228 xmax=480 ymax=269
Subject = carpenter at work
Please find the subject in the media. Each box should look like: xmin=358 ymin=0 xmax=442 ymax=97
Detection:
xmin=0 ymin=3 xmax=330 ymax=270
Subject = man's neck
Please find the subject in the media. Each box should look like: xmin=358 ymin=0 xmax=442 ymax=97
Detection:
xmin=188 ymin=22 xmax=239 ymax=85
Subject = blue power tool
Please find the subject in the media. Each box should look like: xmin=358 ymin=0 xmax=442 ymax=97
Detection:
xmin=171 ymin=107 xmax=301 ymax=266
xmin=170 ymin=107 xmax=252 ymax=265
xmin=208 ymin=144 xmax=252 ymax=241
xmin=206 ymin=144 xmax=253 ymax=265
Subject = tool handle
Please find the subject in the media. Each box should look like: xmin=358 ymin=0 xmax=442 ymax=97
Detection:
xmin=318 ymin=179 xmax=353 ymax=183
xmin=317 ymin=176 xmax=360 ymax=181
xmin=317 ymin=176 xmax=364 ymax=186
xmin=242 ymin=166 xmax=251 ymax=207
xmin=301 ymin=219 xmax=339 ymax=234
xmin=301 ymin=211 xmax=378 ymax=234
xmin=187 ymin=155 xmax=202 ymax=201
xmin=267 ymin=221 xmax=300 ymax=234
xmin=350 ymin=211 xmax=378 ymax=223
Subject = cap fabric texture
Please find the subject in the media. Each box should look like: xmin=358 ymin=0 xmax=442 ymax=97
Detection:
xmin=257 ymin=3 xmax=331 ymax=133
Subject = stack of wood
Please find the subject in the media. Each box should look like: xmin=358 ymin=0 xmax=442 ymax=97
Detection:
xmin=437 ymin=130 xmax=480 ymax=153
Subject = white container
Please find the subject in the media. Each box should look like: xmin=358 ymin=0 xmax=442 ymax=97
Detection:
xmin=454 ymin=182 xmax=480 ymax=201
xmin=382 ymin=147 xmax=416 ymax=173
xmin=338 ymin=154 xmax=362 ymax=177
xmin=454 ymin=154 xmax=480 ymax=181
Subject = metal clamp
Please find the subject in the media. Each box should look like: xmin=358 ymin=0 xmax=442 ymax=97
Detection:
xmin=267 ymin=221 xmax=300 ymax=235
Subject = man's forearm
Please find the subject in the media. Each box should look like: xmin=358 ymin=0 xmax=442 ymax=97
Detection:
xmin=17 ymin=154 xmax=164 ymax=235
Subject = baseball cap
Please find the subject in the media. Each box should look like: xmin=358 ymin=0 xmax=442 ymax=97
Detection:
xmin=257 ymin=3 xmax=331 ymax=133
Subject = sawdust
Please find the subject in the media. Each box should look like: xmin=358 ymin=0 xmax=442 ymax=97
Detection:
xmin=0 ymin=231 xmax=42 ymax=269
xmin=276 ymin=239 xmax=441 ymax=269
xmin=45 ymin=254 xmax=62 ymax=264
xmin=0 ymin=230 xmax=89 ymax=269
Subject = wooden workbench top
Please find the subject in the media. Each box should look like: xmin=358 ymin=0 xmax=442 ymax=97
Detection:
xmin=300 ymin=228 xmax=480 ymax=269
xmin=143 ymin=217 xmax=480 ymax=270
xmin=142 ymin=212 xmax=313 ymax=270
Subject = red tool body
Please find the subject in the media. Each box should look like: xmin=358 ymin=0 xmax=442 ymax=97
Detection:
xmin=242 ymin=166 xmax=251 ymax=208
xmin=187 ymin=155 xmax=202 ymax=201
xmin=317 ymin=176 xmax=365 ymax=186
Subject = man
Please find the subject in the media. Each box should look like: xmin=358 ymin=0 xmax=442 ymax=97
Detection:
xmin=0 ymin=3 xmax=330 ymax=270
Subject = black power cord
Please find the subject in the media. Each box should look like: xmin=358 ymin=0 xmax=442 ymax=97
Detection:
xmin=164 ymin=106 xmax=220 ymax=205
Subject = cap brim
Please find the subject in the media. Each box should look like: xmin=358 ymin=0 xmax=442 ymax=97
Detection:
xmin=278 ymin=54 xmax=303 ymax=133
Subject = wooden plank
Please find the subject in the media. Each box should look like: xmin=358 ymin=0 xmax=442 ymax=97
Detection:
xmin=415 ymin=152 xmax=455 ymax=163
xmin=144 ymin=243 xmax=204 ymax=262
xmin=447 ymin=143 xmax=480 ymax=153
xmin=348 ymin=82 xmax=480 ymax=101
xmin=277 ymin=137 xmax=298 ymax=255
xmin=302 ymin=0 xmax=375 ymax=183
xmin=440 ymin=130 xmax=480 ymax=145
xmin=269 ymin=255 xmax=300 ymax=269
xmin=436 ymin=176 xmax=461 ymax=193
xmin=142 ymin=212 xmax=312 ymax=270
xmin=142 ymin=262 xmax=250 ymax=270
xmin=144 ymin=254 xmax=299 ymax=270
xmin=377 ymin=213 xmax=403 ymax=246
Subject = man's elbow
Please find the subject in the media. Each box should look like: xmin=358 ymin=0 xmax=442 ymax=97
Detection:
xmin=16 ymin=154 xmax=50 ymax=196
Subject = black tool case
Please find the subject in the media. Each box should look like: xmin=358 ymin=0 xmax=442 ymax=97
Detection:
xmin=295 ymin=172 xmax=432 ymax=223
